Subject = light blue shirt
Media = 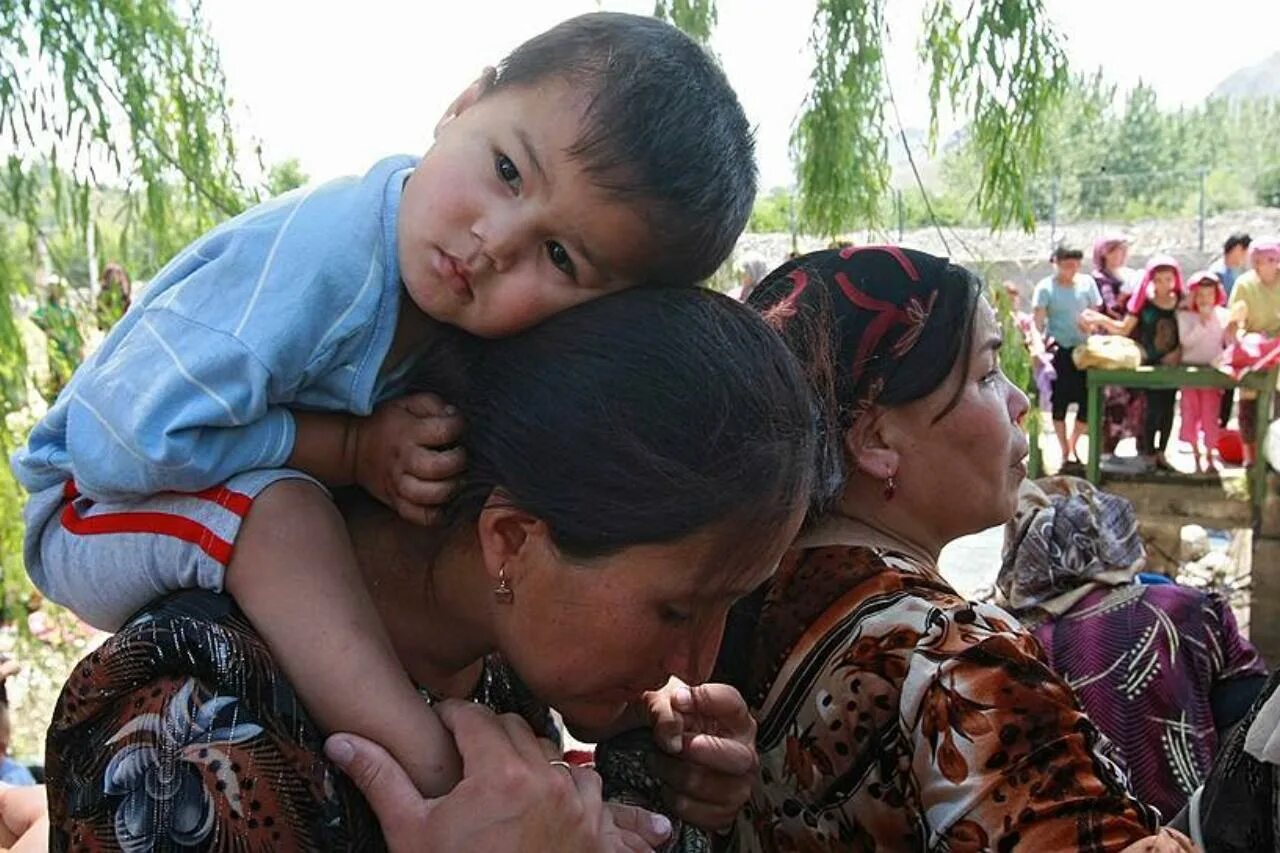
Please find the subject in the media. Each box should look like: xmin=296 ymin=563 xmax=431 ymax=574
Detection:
xmin=1032 ymin=274 xmax=1101 ymax=349
xmin=13 ymin=155 xmax=421 ymax=501
xmin=1209 ymin=258 xmax=1246 ymax=296
xmin=0 ymin=757 xmax=35 ymax=785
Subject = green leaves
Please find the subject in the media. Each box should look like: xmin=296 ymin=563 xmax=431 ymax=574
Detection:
xmin=791 ymin=0 xmax=891 ymax=238
xmin=0 ymin=0 xmax=251 ymax=260
xmin=920 ymin=0 xmax=1068 ymax=231
xmin=980 ymin=71 xmax=1280 ymax=222
xmin=660 ymin=0 xmax=1070 ymax=238
xmin=266 ymin=158 xmax=308 ymax=198
xmin=652 ymin=0 xmax=717 ymax=45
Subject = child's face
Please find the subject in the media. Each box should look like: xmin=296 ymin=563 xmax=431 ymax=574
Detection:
xmin=1054 ymin=258 xmax=1081 ymax=279
xmin=398 ymin=76 xmax=654 ymax=338
xmin=1225 ymin=245 xmax=1248 ymax=268
xmin=1152 ymin=268 xmax=1176 ymax=297
xmin=1194 ymin=283 xmax=1217 ymax=310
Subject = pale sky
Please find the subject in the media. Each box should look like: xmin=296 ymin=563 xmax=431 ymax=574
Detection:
xmin=205 ymin=0 xmax=1279 ymax=191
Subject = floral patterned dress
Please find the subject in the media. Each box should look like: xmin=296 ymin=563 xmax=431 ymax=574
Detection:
xmin=1027 ymin=584 xmax=1265 ymax=820
xmin=44 ymin=591 xmax=555 ymax=852
xmin=718 ymin=522 xmax=1159 ymax=852
xmin=46 ymin=590 xmax=703 ymax=852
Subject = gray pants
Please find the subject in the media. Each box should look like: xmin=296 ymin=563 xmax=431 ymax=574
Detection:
xmin=22 ymin=468 xmax=320 ymax=630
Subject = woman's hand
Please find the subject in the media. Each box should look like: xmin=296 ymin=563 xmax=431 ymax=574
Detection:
xmin=1118 ymin=828 xmax=1199 ymax=852
xmin=643 ymin=677 xmax=758 ymax=831
xmin=0 ymin=783 xmax=49 ymax=853
xmin=353 ymin=393 xmax=467 ymax=526
xmin=326 ymin=700 xmax=673 ymax=852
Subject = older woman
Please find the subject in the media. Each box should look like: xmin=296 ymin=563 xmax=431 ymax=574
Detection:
xmin=42 ymin=286 xmax=816 ymax=851
xmin=711 ymin=247 xmax=1191 ymax=851
xmin=998 ymin=476 xmax=1265 ymax=820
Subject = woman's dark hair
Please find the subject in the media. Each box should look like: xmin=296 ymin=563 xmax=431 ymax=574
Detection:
xmin=488 ymin=12 xmax=756 ymax=286
xmin=448 ymin=287 xmax=816 ymax=564
xmin=878 ymin=264 xmax=984 ymax=418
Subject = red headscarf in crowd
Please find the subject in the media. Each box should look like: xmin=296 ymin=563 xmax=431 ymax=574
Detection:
xmin=1126 ymin=254 xmax=1184 ymax=315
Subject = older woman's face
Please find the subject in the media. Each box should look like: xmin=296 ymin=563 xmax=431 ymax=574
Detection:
xmin=887 ymin=299 xmax=1030 ymax=539
xmin=493 ymin=515 xmax=800 ymax=737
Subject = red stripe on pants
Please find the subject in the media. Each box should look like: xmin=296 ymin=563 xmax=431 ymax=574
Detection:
xmin=57 ymin=480 xmax=256 ymax=566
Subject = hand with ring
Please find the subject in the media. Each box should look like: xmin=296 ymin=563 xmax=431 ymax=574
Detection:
xmin=327 ymin=699 xmax=674 ymax=852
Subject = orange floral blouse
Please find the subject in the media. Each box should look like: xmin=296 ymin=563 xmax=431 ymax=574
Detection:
xmin=723 ymin=537 xmax=1159 ymax=852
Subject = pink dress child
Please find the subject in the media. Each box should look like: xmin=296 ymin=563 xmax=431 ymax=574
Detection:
xmin=1177 ymin=271 xmax=1231 ymax=471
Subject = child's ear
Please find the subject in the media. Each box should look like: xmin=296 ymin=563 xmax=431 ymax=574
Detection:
xmin=435 ymin=67 xmax=497 ymax=137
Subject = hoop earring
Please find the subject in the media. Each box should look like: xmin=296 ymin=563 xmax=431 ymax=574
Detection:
xmin=493 ymin=567 xmax=514 ymax=605
xmin=883 ymin=475 xmax=897 ymax=501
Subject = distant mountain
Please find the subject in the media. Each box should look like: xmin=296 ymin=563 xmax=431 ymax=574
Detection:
xmin=1211 ymin=51 xmax=1280 ymax=101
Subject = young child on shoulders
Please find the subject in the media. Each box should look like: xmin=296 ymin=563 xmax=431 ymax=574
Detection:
xmin=11 ymin=12 xmax=756 ymax=797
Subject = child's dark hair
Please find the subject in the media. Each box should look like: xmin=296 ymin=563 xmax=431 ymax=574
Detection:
xmin=1052 ymin=242 xmax=1084 ymax=262
xmin=450 ymin=287 xmax=815 ymax=565
xmin=1225 ymin=232 xmax=1252 ymax=254
xmin=491 ymin=13 xmax=756 ymax=285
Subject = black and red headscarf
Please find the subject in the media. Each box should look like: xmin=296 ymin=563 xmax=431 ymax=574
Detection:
xmin=747 ymin=246 xmax=956 ymax=429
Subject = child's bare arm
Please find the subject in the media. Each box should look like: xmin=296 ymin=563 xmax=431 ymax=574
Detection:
xmin=226 ymin=478 xmax=462 ymax=797
xmin=287 ymin=394 xmax=466 ymax=525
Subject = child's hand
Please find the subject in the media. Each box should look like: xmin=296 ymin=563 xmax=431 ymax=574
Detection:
xmin=641 ymin=676 xmax=758 ymax=832
xmin=355 ymin=393 xmax=466 ymax=525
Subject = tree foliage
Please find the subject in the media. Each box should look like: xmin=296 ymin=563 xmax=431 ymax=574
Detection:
xmin=657 ymin=0 xmax=1070 ymax=237
xmin=267 ymin=158 xmax=308 ymax=197
xmin=919 ymin=0 xmax=1068 ymax=230
xmin=652 ymin=0 xmax=717 ymax=45
xmin=0 ymin=1 xmax=252 ymax=431
xmin=941 ymin=73 xmax=1280 ymax=223
xmin=0 ymin=0 xmax=252 ymax=247
xmin=790 ymin=0 xmax=893 ymax=238
xmin=0 ymin=2 xmax=254 ymax=618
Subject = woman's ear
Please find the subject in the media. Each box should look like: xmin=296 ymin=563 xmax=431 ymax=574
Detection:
xmin=843 ymin=408 xmax=901 ymax=482
xmin=475 ymin=490 xmax=547 ymax=587
xmin=434 ymin=66 xmax=497 ymax=137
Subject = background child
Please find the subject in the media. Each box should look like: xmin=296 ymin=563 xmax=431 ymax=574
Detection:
xmin=1033 ymin=243 xmax=1102 ymax=473
xmin=1130 ymin=256 xmax=1184 ymax=470
xmin=1090 ymin=255 xmax=1184 ymax=471
xmin=1177 ymin=271 xmax=1231 ymax=472
xmin=11 ymin=12 xmax=756 ymax=798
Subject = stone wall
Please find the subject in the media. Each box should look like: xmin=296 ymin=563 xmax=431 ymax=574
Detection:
xmin=736 ymin=206 xmax=1280 ymax=298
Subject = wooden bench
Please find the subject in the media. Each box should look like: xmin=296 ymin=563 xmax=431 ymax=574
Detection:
xmin=1085 ymin=365 xmax=1278 ymax=518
